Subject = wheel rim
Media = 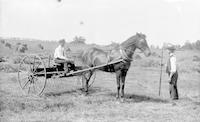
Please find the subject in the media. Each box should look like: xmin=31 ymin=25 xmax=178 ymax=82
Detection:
xmin=18 ymin=55 xmax=47 ymax=96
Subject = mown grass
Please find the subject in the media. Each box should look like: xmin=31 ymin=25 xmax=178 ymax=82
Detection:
xmin=0 ymin=61 xmax=200 ymax=121
xmin=0 ymin=40 xmax=200 ymax=121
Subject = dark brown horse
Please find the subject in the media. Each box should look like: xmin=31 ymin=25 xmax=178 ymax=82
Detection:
xmin=80 ymin=33 xmax=151 ymax=101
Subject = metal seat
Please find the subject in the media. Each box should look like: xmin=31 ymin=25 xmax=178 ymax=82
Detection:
xmin=52 ymin=62 xmax=61 ymax=67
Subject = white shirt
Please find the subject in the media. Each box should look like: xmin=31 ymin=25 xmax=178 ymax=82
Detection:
xmin=54 ymin=45 xmax=67 ymax=60
xmin=169 ymin=53 xmax=176 ymax=73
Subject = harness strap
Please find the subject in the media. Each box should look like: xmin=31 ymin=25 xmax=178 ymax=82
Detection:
xmin=107 ymin=55 xmax=111 ymax=64
xmin=120 ymin=48 xmax=133 ymax=62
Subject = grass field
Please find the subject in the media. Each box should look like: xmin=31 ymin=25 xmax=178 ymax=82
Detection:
xmin=0 ymin=38 xmax=200 ymax=122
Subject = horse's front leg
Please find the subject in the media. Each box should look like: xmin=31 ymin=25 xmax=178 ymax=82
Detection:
xmin=121 ymin=70 xmax=128 ymax=101
xmin=82 ymin=71 xmax=93 ymax=95
xmin=116 ymin=70 xmax=121 ymax=99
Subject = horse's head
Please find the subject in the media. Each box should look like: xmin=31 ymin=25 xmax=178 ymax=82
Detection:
xmin=135 ymin=33 xmax=151 ymax=57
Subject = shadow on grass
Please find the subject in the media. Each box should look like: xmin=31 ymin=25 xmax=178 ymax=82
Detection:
xmin=44 ymin=87 xmax=109 ymax=97
xmin=127 ymin=94 xmax=169 ymax=103
xmin=44 ymin=87 xmax=168 ymax=103
xmin=108 ymin=93 xmax=169 ymax=103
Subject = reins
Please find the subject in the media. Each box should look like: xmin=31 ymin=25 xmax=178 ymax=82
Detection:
xmin=119 ymin=38 xmax=141 ymax=62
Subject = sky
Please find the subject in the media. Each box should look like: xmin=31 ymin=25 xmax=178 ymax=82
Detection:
xmin=0 ymin=0 xmax=200 ymax=46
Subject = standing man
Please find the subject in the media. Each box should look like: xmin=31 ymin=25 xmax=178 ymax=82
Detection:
xmin=54 ymin=39 xmax=75 ymax=74
xmin=166 ymin=44 xmax=179 ymax=100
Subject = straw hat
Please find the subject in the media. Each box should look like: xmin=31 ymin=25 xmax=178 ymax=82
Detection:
xmin=164 ymin=43 xmax=176 ymax=52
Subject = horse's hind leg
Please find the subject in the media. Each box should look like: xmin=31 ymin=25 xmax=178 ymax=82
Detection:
xmin=121 ymin=70 xmax=128 ymax=102
xmin=116 ymin=70 xmax=121 ymax=99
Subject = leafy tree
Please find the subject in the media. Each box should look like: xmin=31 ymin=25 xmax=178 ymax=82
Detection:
xmin=181 ymin=40 xmax=200 ymax=50
xmin=71 ymin=36 xmax=86 ymax=44
xmin=182 ymin=41 xmax=193 ymax=50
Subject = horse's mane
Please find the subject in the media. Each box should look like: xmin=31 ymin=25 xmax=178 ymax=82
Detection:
xmin=120 ymin=33 xmax=146 ymax=48
xmin=78 ymin=47 xmax=107 ymax=65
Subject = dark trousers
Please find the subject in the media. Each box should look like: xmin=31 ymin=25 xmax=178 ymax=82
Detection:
xmin=169 ymin=71 xmax=179 ymax=100
xmin=54 ymin=58 xmax=75 ymax=72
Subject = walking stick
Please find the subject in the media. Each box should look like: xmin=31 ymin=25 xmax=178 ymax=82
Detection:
xmin=159 ymin=47 xmax=164 ymax=96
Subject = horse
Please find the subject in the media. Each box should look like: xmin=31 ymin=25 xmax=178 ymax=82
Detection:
xmin=80 ymin=32 xmax=151 ymax=101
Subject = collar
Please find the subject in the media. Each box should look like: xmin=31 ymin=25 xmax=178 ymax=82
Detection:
xmin=58 ymin=45 xmax=64 ymax=48
xmin=169 ymin=53 xmax=174 ymax=57
xmin=119 ymin=48 xmax=133 ymax=61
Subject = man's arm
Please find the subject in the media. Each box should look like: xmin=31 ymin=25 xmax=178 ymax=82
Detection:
xmin=56 ymin=47 xmax=68 ymax=60
xmin=57 ymin=47 xmax=74 ymax=62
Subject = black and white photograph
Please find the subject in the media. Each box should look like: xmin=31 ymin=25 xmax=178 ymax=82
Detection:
xmin=0 ymin=0 xmax=200 ymax=121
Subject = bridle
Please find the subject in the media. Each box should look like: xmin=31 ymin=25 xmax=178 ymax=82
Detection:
xmin=120 ymin=38 xmax=145 ymax=62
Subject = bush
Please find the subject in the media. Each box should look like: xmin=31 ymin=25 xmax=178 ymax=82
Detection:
xmin=1 ymin=40 xmax=5 ymax=44
xmin=182 ymin=40 xmax=200 ymax=50
xmin=193 ymin=56 xmax=200 ymax=62
xmin=5 ymin=42 xmax=12 ymax=49
xmin=16 ymin=43 xmax=28 ymax=53
xmin=11 ymin=56 xmax=22 ymax=64
xmin=38 ymin=44 xmax=44 ymax=50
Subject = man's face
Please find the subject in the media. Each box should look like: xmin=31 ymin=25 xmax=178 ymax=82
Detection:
xmin=168 ymin=50 xmax=174 ymax=55
xmin=60 ymin=41 xmax=65 ymax=47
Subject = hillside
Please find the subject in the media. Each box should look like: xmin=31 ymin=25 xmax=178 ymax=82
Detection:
xmin=0 ymin=37 xmax=200 ymax=122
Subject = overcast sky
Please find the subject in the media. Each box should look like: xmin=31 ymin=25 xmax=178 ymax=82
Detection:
xmin=0 ymin=0 xmax=200 ymax=46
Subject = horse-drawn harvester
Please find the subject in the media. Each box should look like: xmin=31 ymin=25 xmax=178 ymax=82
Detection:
xmin=17 ymin=54 xmax=124 ymax=96
xmin=18 ymin=33 xmax=151 ymax=100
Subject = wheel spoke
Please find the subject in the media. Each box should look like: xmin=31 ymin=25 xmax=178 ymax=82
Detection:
xmin=20 ymin=76 xmax=28 ymax=82
xmin=18 ymin=55 xmax=47 ymax=96
xmin=22 ymin=80 xmax=30 ymax=89
xmin=29 ymin=65 xmax=32 ymax=72
xmin=32 ymin=56 xmax=36 ymax=72
xmin=32 ymin=83 xmax=36 ymax=93
xmin=28 ymin=86 xmax=31 ymax=94
xmin=31 ymin=78 xmax=37 ymax=94
xmin=33 ymin=62 xmax=41 ymax=72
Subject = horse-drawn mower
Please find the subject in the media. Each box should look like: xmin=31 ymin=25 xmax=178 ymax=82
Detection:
xmin=17 ymin=54 xmax=123 ymax=96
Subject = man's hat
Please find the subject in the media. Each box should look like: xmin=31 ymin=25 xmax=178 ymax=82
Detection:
xmin=164 ymin=43 xmax=176 ymax=52
xmin=58 ymin=39 xmax=65 ymax=44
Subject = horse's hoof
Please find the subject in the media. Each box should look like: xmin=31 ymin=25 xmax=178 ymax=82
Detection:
xmin=84 ymin=92 xmax=89 ymax=96
xmin=116 ymin=101 xmax=120 ymax=104
xmin=120 ymin=98 xmax=125 ymax=103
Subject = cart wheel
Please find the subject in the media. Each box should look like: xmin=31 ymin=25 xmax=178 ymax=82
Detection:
xmin=18 ymin=55 xmax=47 ymax=96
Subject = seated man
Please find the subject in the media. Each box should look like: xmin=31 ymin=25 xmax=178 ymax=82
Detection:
xmin=54 ymin=39 xmax=75 ymax=73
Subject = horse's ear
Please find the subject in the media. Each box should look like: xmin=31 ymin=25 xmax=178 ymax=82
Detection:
xmin=141 ymin=33 xmax=146 ymax=39
xmin=144 ymin=34 xmax=146 ymax=39
xmin=136 ymin=32 xmax=139 ymax=36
